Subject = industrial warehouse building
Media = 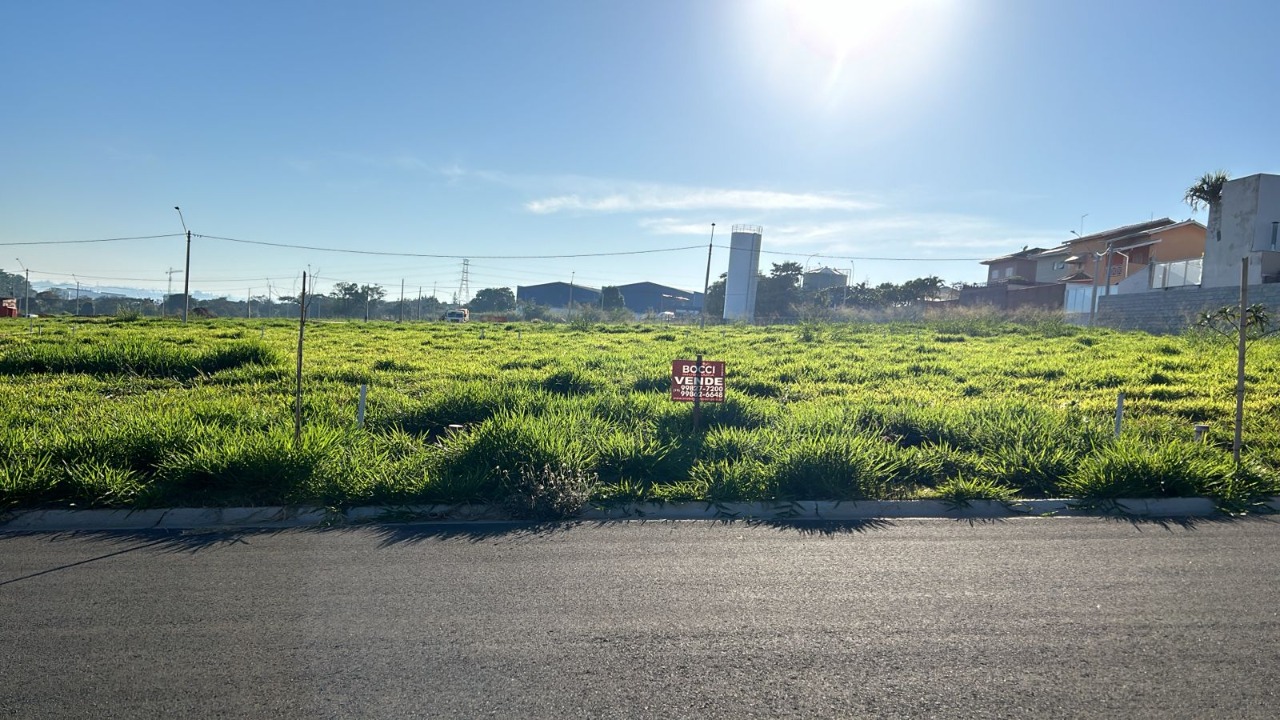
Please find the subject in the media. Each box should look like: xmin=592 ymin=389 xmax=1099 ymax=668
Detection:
xmin=516 ymin=281 xmax=702 ymax=315
xmin=515 ymin=282 xmax=601 ymax=309
xmin=614 ymin=282 xmax=703 ymax=315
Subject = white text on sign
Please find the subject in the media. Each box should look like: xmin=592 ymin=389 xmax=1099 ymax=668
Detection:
xmin=670 ymin=359 xmax=726 ymax=403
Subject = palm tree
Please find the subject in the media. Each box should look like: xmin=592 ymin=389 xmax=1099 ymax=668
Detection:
xmin=1184 ymin=170 xmax=1229 ymax=213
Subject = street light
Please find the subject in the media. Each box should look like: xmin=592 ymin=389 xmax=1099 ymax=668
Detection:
xmin=174 ymin=206 xmax=191 ymax=323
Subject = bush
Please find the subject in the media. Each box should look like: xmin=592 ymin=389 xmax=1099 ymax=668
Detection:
xmin=763 ymin=433 xmax=904 ymax=500
xmin=1062 ymin=439 xmax=1233 ymax=499
xmin=502 ymin=462 xmax=597 ymax=519
xmin=932 ymin=475 xmax=1017 ymax=504
xmin=434 ymin=410 xmax=599 ymax=497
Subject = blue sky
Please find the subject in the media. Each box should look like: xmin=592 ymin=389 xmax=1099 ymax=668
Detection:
xmin=2 ymin=0 xmax=1278 ymax=301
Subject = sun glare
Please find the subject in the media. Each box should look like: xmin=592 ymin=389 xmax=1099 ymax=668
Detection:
xmin=747 ymin=0 xmax=964 ymax=111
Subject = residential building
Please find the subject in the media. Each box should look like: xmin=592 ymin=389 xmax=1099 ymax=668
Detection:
xmin=980 ymin=247 xmax=1046 ymax=285
xmin=1052 ymin=218 xmax=1204 ymax=289
xmin=971 ymin=218 xmax=1206 ymax=317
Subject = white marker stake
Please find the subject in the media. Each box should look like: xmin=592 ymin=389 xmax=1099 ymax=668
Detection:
xmin=1114 ymin=392 xmax=1125 ymax=438
xmin=357 ymin=384 xmax=368 ymax=428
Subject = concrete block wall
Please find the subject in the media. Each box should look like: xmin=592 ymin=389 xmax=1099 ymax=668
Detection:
xmin=1095 ymin=284 xmax=1280 ymax=333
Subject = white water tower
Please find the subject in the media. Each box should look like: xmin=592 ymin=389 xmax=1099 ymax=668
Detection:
xmin=723 ymin=225 xmax=762 ymax=321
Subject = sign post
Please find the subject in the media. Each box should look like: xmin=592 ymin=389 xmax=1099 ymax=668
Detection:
xmin=672 ymin=356 xmax=725 ymax=432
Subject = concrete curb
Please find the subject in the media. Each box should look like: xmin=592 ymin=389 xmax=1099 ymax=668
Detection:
xmin=2 ymin=497 xmax=1277 ymax=531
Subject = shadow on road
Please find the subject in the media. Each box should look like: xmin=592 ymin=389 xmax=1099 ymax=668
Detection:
xmin=4 ymin=513 xmax=1271 ymax=585
xmin=1104 ymin=513 xmax=1275 ymax=532
xmin=0 ymin=529 xmax=257 ymax=587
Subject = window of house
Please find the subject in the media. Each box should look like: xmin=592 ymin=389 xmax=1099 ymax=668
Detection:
xmin=1053 ymin=261 xmax=1066 ymax=270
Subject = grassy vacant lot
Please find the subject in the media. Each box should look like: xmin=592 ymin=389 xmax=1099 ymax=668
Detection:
xmin=2 ymin=312 xmax=1278 ymax=513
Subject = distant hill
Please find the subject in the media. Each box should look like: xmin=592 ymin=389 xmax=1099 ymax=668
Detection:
xmin=29 ymin=281 xmax=220 ymax=301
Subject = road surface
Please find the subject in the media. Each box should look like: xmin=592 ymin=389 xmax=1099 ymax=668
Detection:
xmin=3 ymin=517 xmax=1278 ymax=718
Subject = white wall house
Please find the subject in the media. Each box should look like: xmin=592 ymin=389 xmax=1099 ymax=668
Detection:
xmin=1202 ymin=173 xmax=1280 ymax=288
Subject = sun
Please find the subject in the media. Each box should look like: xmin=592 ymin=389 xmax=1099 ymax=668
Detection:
xmin=747 ymin=0 xmax=964 ymax=108
xmin=782 ymin=0 xmax=901 ymax=66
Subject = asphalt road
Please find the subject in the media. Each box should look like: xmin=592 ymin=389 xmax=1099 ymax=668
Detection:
xmin=2 ymin=518 xmax=1279 ymax=719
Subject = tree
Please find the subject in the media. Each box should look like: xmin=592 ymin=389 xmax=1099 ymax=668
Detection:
xmin=899 ymin=276 xmax=945 ymax=304
xmin=843 ymin=282 xmax=882 ymax=308
xmin=416 ymin=295 xmax=445 ymax=320
xmin=601 ymin=286 xmax=626 ymax=310
xmin=519 ymin=301 xmax=550 ymax=321
xmin=703 ymin=273 xmax=726 ymax=319
xmin=468 ymin=287 xmax=516 ymax=312
xmin=329 ymin=281 xmax=385 ymax=318
xmin=1184 ymin=170 xmax=1229 ymax=213
xmin=755 ymin=263 xmax=803 ymax=319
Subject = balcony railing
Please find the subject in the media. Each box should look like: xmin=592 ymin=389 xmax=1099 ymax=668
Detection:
xmin=1150 ymin=258 xmax=1202 ymax=289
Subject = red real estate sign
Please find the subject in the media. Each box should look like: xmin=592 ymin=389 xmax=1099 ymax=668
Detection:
xmin=671 ymin=359 xmax=725 ymax=403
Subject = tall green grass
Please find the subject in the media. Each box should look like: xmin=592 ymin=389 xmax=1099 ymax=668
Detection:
xmin=0 ymin=338 xmax=277 ymax=379
xmin=2 ymin=315 xmax=1278 ymax=510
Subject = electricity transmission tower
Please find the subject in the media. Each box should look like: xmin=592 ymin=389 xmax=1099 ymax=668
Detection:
xmin=456 ymin=259 xmax=470 ymax=305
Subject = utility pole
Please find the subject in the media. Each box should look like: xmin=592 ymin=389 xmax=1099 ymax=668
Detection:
xmin=1234 ymin=257 xmax=1249 ymax=463
xmin=294 ymin=272 xmax=307 ymax=447
xmin=15 ymin=259 xmax=30 ymax=325
xmin=1104 ymin=243 xmax=1113 ymax=298
xmin=174 ymin=206 xmax=191 ymax=322
xmin=417 ymin=286 xmax=422 ymax=321
xmin=700 ymin=223 xmax=715 ymax=329
xmin=1089 ymin=252 xmax=1101 ymax=327
xmin=398 ymin=278 xmax=405 ymax=323
xmin=568 ymin=271 xmax=575 ymax=316
xmin=247 ymin=288 xmax=252 ymax=319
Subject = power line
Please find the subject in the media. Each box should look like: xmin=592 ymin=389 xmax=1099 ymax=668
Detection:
xmin=20 ymin=268 xmax=299 ymax=284
xmin=0 ymin=233 xmax=183 ymax=247
xmin=2 ymin=230 xmax=987 ymax=263
xmin=19 ymin=269 xmax=167 ymax=283
xmin=196 ymin=234 xmax=704 ymax=259
xmin=718 ymin=245 xmax=986 ymax=262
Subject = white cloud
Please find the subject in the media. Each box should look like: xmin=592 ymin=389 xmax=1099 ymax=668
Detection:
xmin=637 ymin=218 xmax=720 ymax=235
xmin=662 ymin=214 xmax=1062 ymax=261
xmin=441 ymin=165 xmax=1065 ymax=264
xmin=526 ymin=186 xmax=876 ymax=214
xmin=637 ymin=210 xmax=1066 ymax=261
